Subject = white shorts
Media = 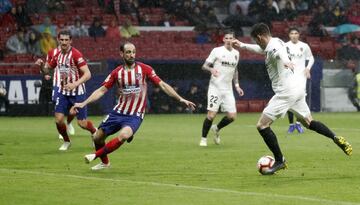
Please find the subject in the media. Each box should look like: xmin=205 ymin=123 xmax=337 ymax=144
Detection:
xmin=207 ymin=87 xmax=236 ymax=113
xmin=263 ymin=92 xmax=311 ymax=120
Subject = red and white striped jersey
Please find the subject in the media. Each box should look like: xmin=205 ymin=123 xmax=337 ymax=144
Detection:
xmin=46 ymin=47 xmax=61 ymax=88
xmin=102 ymin=62 xmax=162 ymax=119
xmin=49 ymin=47 xmax=88 ymax=96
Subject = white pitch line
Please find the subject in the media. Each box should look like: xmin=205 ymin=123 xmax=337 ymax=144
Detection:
xmin=242 ymin=124 xmax=360 ymax=132
xmin=0 ymin=168 xmax=359 ymax=205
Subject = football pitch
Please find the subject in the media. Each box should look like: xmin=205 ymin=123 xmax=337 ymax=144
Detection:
xmin=0 ymin=113 xmax=359 ymax=205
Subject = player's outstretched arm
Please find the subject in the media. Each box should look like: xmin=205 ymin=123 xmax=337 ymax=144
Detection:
xmin=35 ymin=59 xmax=50 ymax=75
xmin=64 ymin=65 xmax=91 ymax=91
xmin=158 ymin=81 xmax=196 ymax=111
xmin=70 ymin=86 xmax=108 ymax=115
xmin=232 ymin=39 xmax=265 ymax=54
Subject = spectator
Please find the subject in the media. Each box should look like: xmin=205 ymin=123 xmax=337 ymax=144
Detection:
xmin=26 ymin=0 xmax=48 ymax=14
xmin=120 ymin=19 xmax=140 ymax=39
xmin=159 ymin=13 xmax=173 ymax=27
xmin=1 ymin=6 xmax=17 ymax=27
xmin=105 ymin=18 xmax=120 ymax=39
xmin=39 ymin=74 xmax=53 ymax=105
xmin=185 ymin=84 xmax=206 ymax=113
xmin=248 ymin=0 xmax=265 ymax=22
xmin=347 ymin=10 xmax=360 ymax=25
xmin=206 ymin=8 xmax=220 ymax=28
xmin=88 ymin=17 xmax=106 ymax=38
xmin=312 ymin=5 xmax=337 ymax=26
xmin=177 ymin=0 xmax=193 ymax=22
xmin=40 ymin=28 xmax=57 ymax=55
xmin=47 ymin=0 xmax=65 ymax=13
xmin=223 ymin=6 xmax=253 ymax=37
xmin=260 ymin=0 xmax=280 ymax=24
xmin=190 ymin=6 xmax=207 ymax=28
xmin=168 ymin=84 xmax=185 ymax=113
xmin=149 ymin=86 xmax=170 ymax=113
xmin=197 ymin=0 xmax=209 ymax=15
xmin=277 ymin=0 xmax=295 ymax=10
xmin=15 ymin=4 xmax=32 ymax=27
xmin=33 ymin=16 xmax=57 ymax=37
xmin=0 ymin=82 xmax=9 ymax=114
xmin=333 ymin=6 xmax=349 ymax=25
xmin=120 ymin=0 xmax=139 ymax=18
xmin=295 ymin=0 xmax=308 ymax=13
xmin=195 ymin=28 xmax=210 ymax=44
xmin=0 ymin=0 xmax=12 ymax=14
xmin=6 ymin=27 xmax=27 ymax=54
xmin=336 ymin=38 xmax=360 ymax=72
xmin=279 ymin=1 xmax=298 ymax=21
xmin=139 ymin=14 xmax=154 ymax=26
xmin=26 ymin=29 xmax=42 ymax=56
xmin=68 ymin=17 xmax=88 ymax=38
xmin=308 ymin=21 xmax=329 ymax=37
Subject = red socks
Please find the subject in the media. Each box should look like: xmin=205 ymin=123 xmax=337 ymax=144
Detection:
xmin=95 ymin=137 xmax=124 ymax=158
xmin=56 ymin=123 xmax=69 ymax=142
xmin=94 ymin=141 xmax=109 ymax=164
xmin=66 ymin=114 xmax=75 ymax=124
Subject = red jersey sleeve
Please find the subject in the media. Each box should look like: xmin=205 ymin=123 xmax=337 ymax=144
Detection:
xmin=102 ymin=68 xmax=119 ymax=89
xmin=72 ymin=49 xmax=87 ymax=68
xmin=48 ymin=55 xmax=57 ymax=69
xmin=46 ymin=49 xmax=53 ymax=64
xmin=143 ymin=64 xmax=162 ymax=85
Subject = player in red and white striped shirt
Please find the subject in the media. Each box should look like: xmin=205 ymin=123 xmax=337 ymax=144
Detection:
xmin=46 ymin=46 xmax=76 ymax=139
xmin=70 ymin=42 xmax=196 ymax=170
xmin=36 ymin=30 xmax=97 ymax=151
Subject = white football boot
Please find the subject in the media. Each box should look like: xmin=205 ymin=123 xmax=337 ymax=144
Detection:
xmin=58 ymin=134 xmax=64 ymax=141
xmin=91 ymin=162 xmax=111 ymax=171
xmin=211 ymin=125 xmax=220 ymax=145
xmin=67 ymin=123 xmax=75 ymax=135
xmin=199 ymin=137 xmax=207 ymax=147
xmin=84 ymin=153 xmax=96 ymax=164
xmin=58 ymin=141 xmax=71 ymax=151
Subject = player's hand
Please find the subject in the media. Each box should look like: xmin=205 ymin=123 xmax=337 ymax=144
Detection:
xmin=305 ymin=68 xmax=311 ymax=79
xmin=232 ymin=39 xmax=242 ymax=49
xmin=64 ymin=82 xmax=78 ymax=91
xmin=35 ymin=59 xmax=44 ymax=67
xmin=70 ymin=103 xmax=85 ymax=115
xmin=284 ymin=62 xmax=295 ymax=72
xmin=44 ymin=74 xmax=51 ymax=80
xmin=235 ymin=86 xmax=244 ymax=96
xmin=180 ymin=98 xmax=196 ymax=111
xmin=211 ymin=68 xmax=220 ymax=77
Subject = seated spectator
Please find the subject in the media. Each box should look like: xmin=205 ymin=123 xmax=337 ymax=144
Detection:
xmin=206 ymin=8 xmax=220 ymax=28
xmin=1 ymin=6 xmax=17 ymax=27
xmin=223 ymin=6 xmax=252 ymax=37
xmin=168 ymin=84 xmax=185 ymax=113
xmin=337 ymin=38 xmax=360 ymax=72
xmin=120 ymin=19 xmax=140 ymax=39
xmin=260 ymin=0 xmax=280 ymax=24
xmin=88 ymin=17 xmax=106 ymax=38
xmin=0 ymin=0 xmax=12 ymax=15
xmin=33 ymin=16 xmax=57 ymax=37
xmin=47 ymin=0 xmax=65 ymax=13
xmin=120 ymin=0 xmax=139 ymax=18
xmin=185 ymin=84 xmax=206 ymax=113
xmin=333 ymin=6 xmax=349 ymax=25
xmin=195 ymin=28 xmax=210 ymax=44
xmin=149 ymin=86 xmax=170 ymax=113
xmin=295 ymin=0 xmax=308 ymax=13
xmin=40 ymin=28 xmax=57 ymax=55
xmin=26 ymin=29 xmax=42 ymax=56
xmin=139 ymin=14 xmax=154 ymax=26
xmin=247 ymin=0 xmax=265 ymax=22
xmin=197 ymin=0 xmax=209 ymax=14
xmin=159 ymin=13 xmax=173 ymax=27
xmin=105 ymin=18 xmax=120 ymax=39
xmin=26 ymin=0 xmax=48 ymax=14
xmin=189 ymin=6 xmax=207 ymax=28
xmin=68 ymin=17 xmax=88 ymax=38
xmin=15 ymin=4 xmax=32 ymax=27
xmin=6 ymin=27 xmax=27 ymax=54
xmin=0 ymin=82 xmax=9 ymax=114
xmin=308 ymin=21 xmax=329 ymax=37
xmin=210 ymin=28 xmax=225 ymax=44
xmin=279 ymin=1 xmax=297 ymax=21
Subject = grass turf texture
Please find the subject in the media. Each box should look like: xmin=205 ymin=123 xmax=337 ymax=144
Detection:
xmin=0 ymin=113 xmax=359 ymax=205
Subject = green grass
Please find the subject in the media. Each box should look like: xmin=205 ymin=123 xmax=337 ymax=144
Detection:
xmin=0 ymin=113 xmax=359 ymax=205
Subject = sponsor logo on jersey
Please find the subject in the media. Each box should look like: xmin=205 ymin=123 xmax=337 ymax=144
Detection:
xmin=123 ymin=85 xmax=141 ymax=94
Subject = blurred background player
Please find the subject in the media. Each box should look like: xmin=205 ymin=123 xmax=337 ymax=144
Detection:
xmin=285 ymin=27 xmax=314 ymax=134
xmin=200 ymin=29 xmax=244 ymax=147
xmin=233 ymin=23 xmax=352 ymax=175
xmin=71 ymin=42 xmax=196 ymax=170
xmin=46 ymin=45 xmax=76 ymax=140
xmin=35 ymin=30 xmax=97 ymax=151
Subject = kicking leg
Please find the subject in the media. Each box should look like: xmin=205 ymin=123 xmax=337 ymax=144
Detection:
xmin=200 ymin=111 xmax=216 ymax=146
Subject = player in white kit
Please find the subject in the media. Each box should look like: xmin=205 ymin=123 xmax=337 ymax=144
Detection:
xmin=200 ymin=30 xmax=244 ymax=147
xmin=232 ymin=23 xmax=352 ymax=175
xmin=285 ymin=27 xmax=314 ymax=134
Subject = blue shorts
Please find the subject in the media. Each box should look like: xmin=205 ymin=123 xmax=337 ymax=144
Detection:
xmin=52 ymin=86 xmax=59 ymax=102
xmin=54 ymin=93 xmax=87 ymax=120
xmin=99 ymin=110 xmax=143 ymax=136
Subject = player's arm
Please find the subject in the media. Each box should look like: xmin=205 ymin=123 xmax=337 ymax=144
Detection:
xmin=70 ymin=86 xmax=108 ymax=114
xmin=158 ymin=81 xmax=196 ymax=110
xmin=232 ymin=39 xmax=265 ymax=54
xmin=233 ymin=68 xmax=244 ymax=96
xmin=64 ymin=65 xmax=91 ymax=91
xmin=202 ymin=61 xmax=219 ymax=77
xmin=35 ymin=59 xmax=52 ymax=75
xmin=305 ymin=45 xmax=314 ymax=79
xmin=278 ymin=47 xmax=295 ymax=71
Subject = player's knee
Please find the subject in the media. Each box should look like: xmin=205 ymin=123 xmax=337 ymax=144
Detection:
xmin=207 ymin=113 xmax=216 ymax=120
xmin=77 ymin=120 xmax=87 ymax=128
xmin=227 ymin=114 xmax=236 ymax=121
xmin=256 ymin=122 xmax=267 ymax=130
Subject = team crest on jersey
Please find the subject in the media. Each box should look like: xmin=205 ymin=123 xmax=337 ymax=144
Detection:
xmin=135 ymin=73 xmax=142 ymax=80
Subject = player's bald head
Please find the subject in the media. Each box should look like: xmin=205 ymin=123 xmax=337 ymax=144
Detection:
xmin=120 ymin=42 xmax=135 ymax=52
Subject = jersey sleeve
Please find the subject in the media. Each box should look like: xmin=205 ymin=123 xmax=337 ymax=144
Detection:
xmin=73 ymin=50 xmax=87 ymax=68
xmin=144 ymin=65 xmax=162 ymax=85
xmin=46 ymin=49 xmax=53 ymax=64
xmin=102 ymin=69 xmax=118 ymax=89
xmin=48 ymin=55 xmax=57 ymax=69
xmin=304 ymin=44 xmax=313 ymax=59
xmin=205 ymin=48 xmax=217 ymax=64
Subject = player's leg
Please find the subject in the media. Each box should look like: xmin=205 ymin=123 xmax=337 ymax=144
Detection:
xmin=54 ymin=94 xmax=72 ymax=150
xmin=214 ymin=93 xmax=237 ymax=134
xmin=72 ymin=94 xmax=96 ymax=135
xmin=200 ymin=88 xmax=220 ymax=146
xmin=287 ymin=111 xmax=295 ymax=133
xmin=66 ymin=114 xmax=75 ymax=135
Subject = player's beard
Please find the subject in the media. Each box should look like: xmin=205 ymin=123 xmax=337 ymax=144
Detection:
xmin=124 ymin=58 xmax=135 ymax=66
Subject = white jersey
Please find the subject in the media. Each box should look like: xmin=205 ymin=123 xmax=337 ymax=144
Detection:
xmin=264 ymin=38 xmax=302 ymax=95
xmin=205 ymin=46 xmax=239 ymax=91
xmin=285 ymin=41 xmax=313 ymax=89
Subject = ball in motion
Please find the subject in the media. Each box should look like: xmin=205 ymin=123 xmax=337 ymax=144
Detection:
xmin=257 ymin=155 xmax=275 ymax=175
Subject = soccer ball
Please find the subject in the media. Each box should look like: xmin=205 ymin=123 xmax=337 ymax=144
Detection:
xmin=257 ymin=155 xmax=275 ymax=175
